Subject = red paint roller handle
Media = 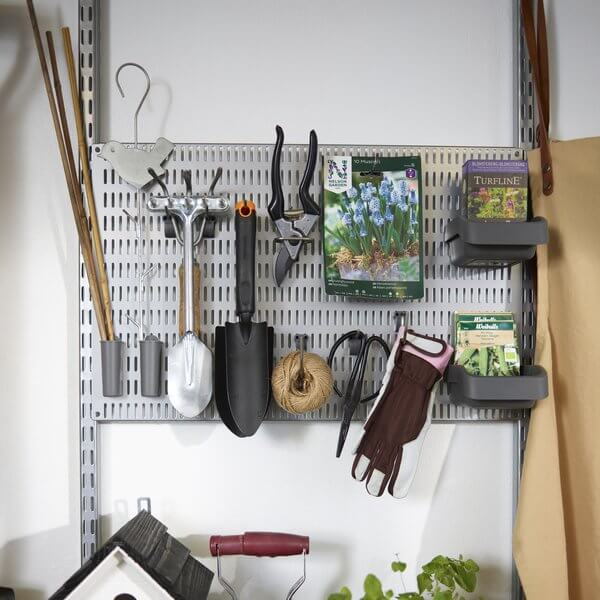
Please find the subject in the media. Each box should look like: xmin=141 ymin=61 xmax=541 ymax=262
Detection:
xmin=210 ymin=532 xmax=309 ymax=557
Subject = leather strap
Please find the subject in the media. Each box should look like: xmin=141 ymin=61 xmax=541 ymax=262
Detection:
xmin=522 ymin=0 xmax=554 ymax=194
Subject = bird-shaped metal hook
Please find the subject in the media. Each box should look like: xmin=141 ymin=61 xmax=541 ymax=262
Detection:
xmin=115 ymin=62 xmax=151 ymax=148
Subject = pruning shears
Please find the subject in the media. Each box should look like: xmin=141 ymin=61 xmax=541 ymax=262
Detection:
xmin=268 ymin=125 xmax=320 ymax=286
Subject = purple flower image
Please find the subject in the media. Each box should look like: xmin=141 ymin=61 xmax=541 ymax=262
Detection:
xmin=341 ymin=212 xmax=353 ymax=227
xmin=347 ymin=186 xmax=358 ymax=199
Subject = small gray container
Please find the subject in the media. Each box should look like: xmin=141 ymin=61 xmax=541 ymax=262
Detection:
xmin=140 ymin=335 xmax=163 ymax=397
xmin=444 ymin=216 xmax=548 ymax=268
xmin=100 ymin=339 xmax=125 ymax=397
xmin=446 ymin=364 xmax=548 ymax=409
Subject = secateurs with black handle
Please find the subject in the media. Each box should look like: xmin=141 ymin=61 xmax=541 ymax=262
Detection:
xmin=269 ymin=125 xmax=320 ymax=286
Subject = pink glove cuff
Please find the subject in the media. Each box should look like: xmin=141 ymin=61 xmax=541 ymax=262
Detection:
xmin=397 ymin=326 xmax=453 ymax=374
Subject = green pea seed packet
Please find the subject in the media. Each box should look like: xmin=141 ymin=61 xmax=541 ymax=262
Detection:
xmin=454 ymin=312 xmax=520 ymax=376
xmin=323 ymin=156 xmax=424 ymax=300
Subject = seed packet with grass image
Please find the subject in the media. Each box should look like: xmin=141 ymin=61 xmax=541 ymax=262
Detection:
xmin=454 ymin=312 xmax=520 ymax=376
xmin=323 ymin=156 xmax=423 ymax=300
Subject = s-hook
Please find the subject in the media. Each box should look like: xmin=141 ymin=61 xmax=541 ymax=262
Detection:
xmin=115 ymin=62 xmax=151 ymax=148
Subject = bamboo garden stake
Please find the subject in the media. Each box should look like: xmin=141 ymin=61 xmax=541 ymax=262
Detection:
xmin=26 ymin=0 xmax=108 ymax=340
xmin=61 ymin=27 xmax=114 ymax=340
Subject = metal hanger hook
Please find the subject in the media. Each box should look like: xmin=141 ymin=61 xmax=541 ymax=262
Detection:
xmin=115 ymin=62 xmax=151 ymax=147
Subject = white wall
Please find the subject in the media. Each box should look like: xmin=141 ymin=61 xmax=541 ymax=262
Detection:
xmin=1 ymin=1 xmax=599 ymax=599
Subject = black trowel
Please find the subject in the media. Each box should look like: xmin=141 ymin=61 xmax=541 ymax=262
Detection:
xmin=215 ymin=200 xmax=273 ymax=436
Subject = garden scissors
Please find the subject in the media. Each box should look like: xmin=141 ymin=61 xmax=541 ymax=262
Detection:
xmin=327 ymin=330 xmax=390 ymax=457
xmin=269 ymin=125 xmax=320 ymax=286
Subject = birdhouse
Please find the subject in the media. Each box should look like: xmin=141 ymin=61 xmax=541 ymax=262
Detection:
xmin=49 ymin=511 xmax=213 ymax=600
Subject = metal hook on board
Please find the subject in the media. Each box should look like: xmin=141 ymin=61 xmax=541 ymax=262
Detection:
xmin=294 ymin=334 xmax=309 ymax=390
xmin=115 ymin=62 xmax=151 ymax=148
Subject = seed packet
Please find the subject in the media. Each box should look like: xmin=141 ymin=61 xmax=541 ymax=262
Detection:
xmin=462 ymin=159 xmax=528 ymax=222
xmin=323 ymin=156 xmax=424 ymax=300
xmin=454 ymin=312 xmax=520 ymax=376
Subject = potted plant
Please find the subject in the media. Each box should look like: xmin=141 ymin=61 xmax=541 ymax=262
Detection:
xmin=328 ymin=555 xmax=482 ymax=600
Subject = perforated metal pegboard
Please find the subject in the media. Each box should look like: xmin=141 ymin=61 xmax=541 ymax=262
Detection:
xmin=81 ymin=143 xmax=528 ymax=424
xmin=78 ymin=1 xmax=535 ymax=575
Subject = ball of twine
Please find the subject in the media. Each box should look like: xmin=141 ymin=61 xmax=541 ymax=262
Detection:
xmin=272 ymin=351 xmax=334 ymax=414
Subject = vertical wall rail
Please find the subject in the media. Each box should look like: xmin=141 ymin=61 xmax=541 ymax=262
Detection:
xmin=513 ymin=1 xmax=536 ymax=598
xmin=79 ymin=0 xmax=100 ymax=564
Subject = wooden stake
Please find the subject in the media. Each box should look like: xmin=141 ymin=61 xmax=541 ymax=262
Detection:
xmin=61 ymin=27 xmax=114 ymax=340
xmin=25 ymin=0 xmax=107 ymax=340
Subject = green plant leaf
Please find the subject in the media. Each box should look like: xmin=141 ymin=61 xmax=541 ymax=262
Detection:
xmin=432 ymin=591 xmax=453 ymax=600
xmin=463 ymin=559 xmax=479 ymax=572
xmin=391 ymin=561 xmax=407 ymax=573
xmin=328 ymin=588 xmax=352 ymax=600
xmin=416 ymin=573 xmax=432 ymax=594
xmin=396 ymin=594 xmax=423 ymax=600
xmin=363 ymin=574 xmax=385 ymax=600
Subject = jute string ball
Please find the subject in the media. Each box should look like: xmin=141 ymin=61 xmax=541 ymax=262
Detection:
xmin=272 ymin=351 xmax=334 ymax=414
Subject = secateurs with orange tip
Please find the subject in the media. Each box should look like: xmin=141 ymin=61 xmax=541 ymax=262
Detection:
xmin=215 ymin=200 xmax=274 ymax=437
xmin=269 ymin=125 xmax=320 ymax=286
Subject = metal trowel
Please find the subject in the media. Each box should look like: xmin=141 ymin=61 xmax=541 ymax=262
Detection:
xmin=147 ymin=170 xmax=230 ymax=417
xmin=215 ymin=201 xmax=273 ymax=436
xmin=167 ymin=205 xmax=212 ymax=417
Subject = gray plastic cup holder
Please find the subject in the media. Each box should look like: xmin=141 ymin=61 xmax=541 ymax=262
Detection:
xmin=444 ymin=216 xmax=548 ymax=268
xmin=100 ymin=339 xmax=125 ymax=397
xmin=140 ymin=335 xmax=163 ymax=397
xmin=446 ymin=364 xmax=548 ymax=409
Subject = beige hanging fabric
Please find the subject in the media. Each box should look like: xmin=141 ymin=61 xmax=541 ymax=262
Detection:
xmin=514 ymin=2 xmax=600 ymax=598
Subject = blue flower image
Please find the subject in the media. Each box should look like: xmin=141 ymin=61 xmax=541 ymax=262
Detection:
xmin=368 ymin=197 xmax=380 ymax=213
xmin=398 ymin=180 xmax=409 ymax=197
xmin=325 ymin=172 xmax=420 ymax=273
xmin=372 ymin=211 xmax=385 ymax=227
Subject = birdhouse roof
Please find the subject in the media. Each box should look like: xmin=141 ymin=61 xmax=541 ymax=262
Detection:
xmin=49 ymin=510 xmax=213 ymax=600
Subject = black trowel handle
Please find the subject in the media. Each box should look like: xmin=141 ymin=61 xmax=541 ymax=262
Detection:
xmin=235 ymin=200 xmax=257 ymax=324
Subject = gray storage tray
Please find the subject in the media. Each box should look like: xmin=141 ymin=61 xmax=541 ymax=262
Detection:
xmin=444 ymin=216 xmax=548 ymax=267
xmin=446 ymin=364 xmax=548 ymax=408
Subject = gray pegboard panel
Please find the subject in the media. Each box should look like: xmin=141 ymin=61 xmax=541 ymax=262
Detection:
xmin=81 ymin=143 xmax=528 ymax=424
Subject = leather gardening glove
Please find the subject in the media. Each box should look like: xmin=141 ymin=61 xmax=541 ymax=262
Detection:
xmin=352 ymin=328 xmax=452 ymax=497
